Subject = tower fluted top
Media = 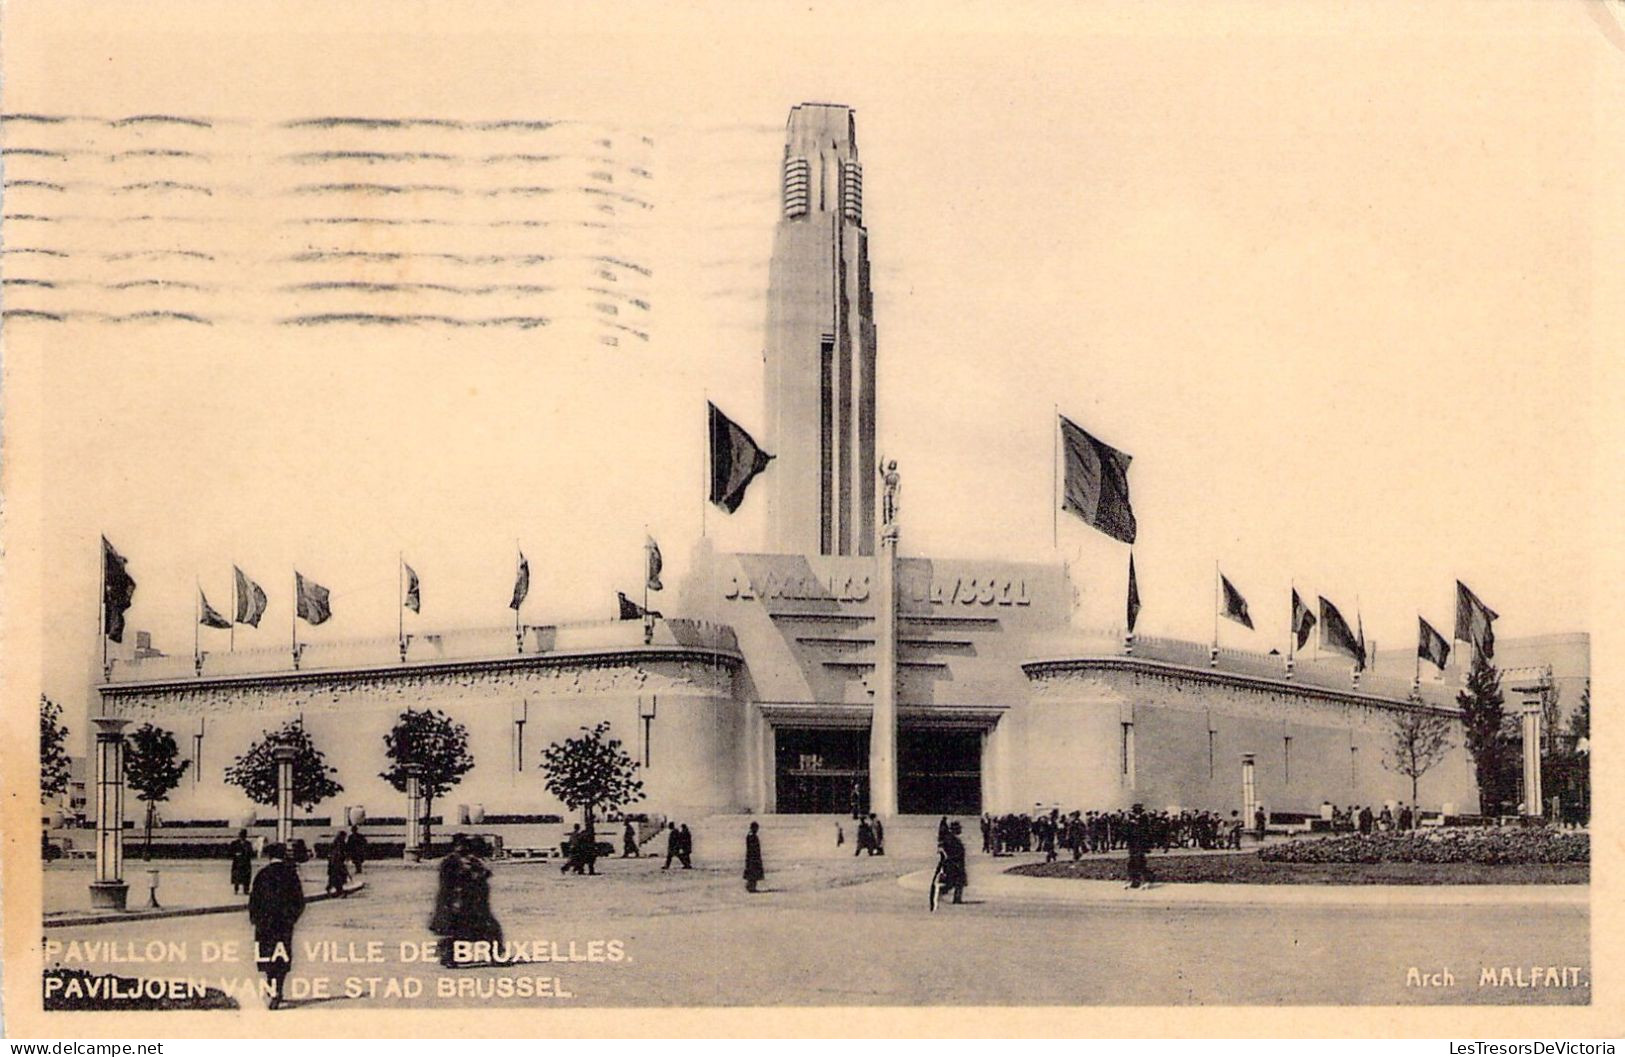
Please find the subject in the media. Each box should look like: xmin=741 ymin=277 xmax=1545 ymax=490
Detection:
xmin=784 ymin=102 xmax=858 ymax=160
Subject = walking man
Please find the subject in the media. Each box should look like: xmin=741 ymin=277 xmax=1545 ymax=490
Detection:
xmin=228 ymin=828 xmax=254 ymax=896
xmin=743 ymin=821 xmax=765 ymax=893
xmin=248 ymin=842 xmax=305 ymax=1009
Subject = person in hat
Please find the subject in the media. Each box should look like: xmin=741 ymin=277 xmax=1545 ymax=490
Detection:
xmin=742 ymin=821 xmax=765 ymax=893
xmin=936 ymin=821 xmax=968 ymax=905
xmin=248 ymin=841 xmax=305 ymax=1009
xmin=228 ymin=828 xmax=255 ymax=896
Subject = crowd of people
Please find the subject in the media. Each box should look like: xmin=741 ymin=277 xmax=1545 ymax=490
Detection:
xmin=979 ymin=807 xmax=1251 ymax=860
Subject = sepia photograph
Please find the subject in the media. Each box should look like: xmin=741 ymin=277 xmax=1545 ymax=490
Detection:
xmin=1 ymin=0 xmax=1619 ymax=1039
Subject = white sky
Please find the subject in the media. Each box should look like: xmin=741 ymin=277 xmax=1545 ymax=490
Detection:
xmin=2 ymin=1 xmax=1612 ymax=729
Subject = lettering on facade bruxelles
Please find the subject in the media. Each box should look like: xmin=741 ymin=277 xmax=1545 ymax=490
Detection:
xmin=722 ymin=570 xmax=1030 ymax=607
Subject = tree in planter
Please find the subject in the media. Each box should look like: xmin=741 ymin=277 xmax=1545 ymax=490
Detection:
xmin=1457 ymin=653 xmax=1512 ymax=815
xmin=380 ymin=708 xmax=474 ymax=848
xmin=539 ymin=721 xmax=644 ymax=831
xmin=124 ymin=723 xmax=191 ymax=861
xmin=223 ymin=718 xmax=343 ymax=831
xmin=40 ymin=695 xmax=71 ymax=805
xmin=1383 ymin=706 xmax=1454 ymax=807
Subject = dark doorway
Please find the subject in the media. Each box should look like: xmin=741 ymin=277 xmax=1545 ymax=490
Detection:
xmin=775 ymin=727 xmax=869 ymax=814
xmin=899 ymin=727 xmax=982 ymax=815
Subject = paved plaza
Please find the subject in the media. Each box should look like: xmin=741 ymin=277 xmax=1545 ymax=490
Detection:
xmin=42 ymin=843 xmax=1589 ymax=1008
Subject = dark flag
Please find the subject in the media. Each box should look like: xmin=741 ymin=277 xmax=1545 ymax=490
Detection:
xmin=1058 ymin=415 xmax=1137 ymax=545
xmin=295 ymin=572 xmax=332 ymax=626
xmin=510 ymin=553 xmax=530 ymax=611
xmin=403 ymin=562 xmax=421 ymax=614
xmin=646 ymin=536 xmax=663 ymax=592
xmin=1318 ymin=596 xmax=1364 ymax=666
xmin=1418 ymin=616 xmax=1450 ymax=671
xmin=1356 ymin=612 xmax=1367 ymax=673
xmin=1126 ymin=554 xmax=1141 ymax=634
xmin=1291 ymin=589 xmax=1316 ymax=651
xmin=1454 ymin=580 xmax=1498 ymax=660
xmin=234 ymin=566 xmax=268 ymax=627
xmin=199 ymin=589 xmax=232 ymax=629
xmin=617 ymin=591 xmax=662 ymax=621
xmin=101 ymin=537 xmax=137 ymax=644
xmin=709 ymin=402 xmax=774 ymax=513
xmin=1220 ymin=573 xmax=1253 ymax=630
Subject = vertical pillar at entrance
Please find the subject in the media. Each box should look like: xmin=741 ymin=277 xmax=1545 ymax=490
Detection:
xmin=89 ymin=717 xmax=131 ymax=910
xmin=869 ymin=461 xmax=900 ymax=817
xmin=272 ymin=745 xmax=297 ymax=849
xmin=1521 ymin=701 xmax=1543 ymax=817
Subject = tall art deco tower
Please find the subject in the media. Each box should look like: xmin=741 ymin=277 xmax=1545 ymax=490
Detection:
xmin=763 ymin=103 xmax=879 ymax=557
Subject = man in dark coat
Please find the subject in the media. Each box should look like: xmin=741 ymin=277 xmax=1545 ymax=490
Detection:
xmin=743 ymin=821 xmax=765 ymax=893
xmin=347 ymin=825 xmax=368 ymax=875
xmin=870 ymin=813 xmax=885 ymax=856
xmin=325 ymin=831 xmax=350 ymax=896
xmin=854 ymin=815 xmax=873 ymax=857
xmin=248 ymin=842 xmax=305 ymax=1008
xmin=1125 ymin=803 xmax=1152 ymax=889
xmin=677 ymin=824 xmax=693 ymax=868
xmin=228 ymin=829 xmax=255 ymax=895
xmin=622 ymin=820 xmax=640 ymax=857
xmin=431 ymin=834 xmax=503 ymax=966
xmin=661 ymin=821 xmax=680 ymax=870
xmin=936 ymin=821 xmax=968 ymax=905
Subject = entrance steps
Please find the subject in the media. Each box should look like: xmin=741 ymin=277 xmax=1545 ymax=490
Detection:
xmin=683 ymin=812 xmax=978 ymax=864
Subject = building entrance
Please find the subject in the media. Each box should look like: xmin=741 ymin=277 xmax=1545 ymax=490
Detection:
xmin=899 ymin=727 xmax=982 ymax=815
xmin=774 ymin=727 xmax=869 ymax=814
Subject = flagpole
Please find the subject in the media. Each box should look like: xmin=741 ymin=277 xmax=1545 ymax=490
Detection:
xmin=291 ymin=570 xmax=299 ymax=668
xmin=229 ymin=568 xmax=236 ymax=653
xmin=1212 ymin=561 xmax=1220 ymax=655
xmin=194 ymin=577 xmax=201 ymax=672
xmin=1287 ymin=580 xmax=1295 ymax=666
xmin=514 ymin=540 xmax=522 ymax=648
xmin=398 ymin=551 xmax=404 ymax=661
xmin=1051 ymin=404 xmax=1059 ymax=550
xmin=99 ymin=538 xmax=108 ymax=682
xmin=702 ymin=393 xmax=709 ymax=540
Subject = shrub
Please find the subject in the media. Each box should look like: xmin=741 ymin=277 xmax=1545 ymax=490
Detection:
xmin=1260 ymin=827 xmax=1588 ymax=865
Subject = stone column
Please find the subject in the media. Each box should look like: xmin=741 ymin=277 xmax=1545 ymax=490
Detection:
xmin=1521 ymin=700 xmax=1543 ymax=817
xmin=404 ymin=764 xmax=424 ymax=857
xmin=272 ymin=745 xmax=297 ymax=848
xmin=89 ymin=717 xmax=132 ymax=910
xmin=868 ymin=509 xmax=899 ymax=818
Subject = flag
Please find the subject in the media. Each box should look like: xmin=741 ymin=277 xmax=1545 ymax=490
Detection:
xmin=1318 ymin=596 xmax=1363 ymax=665
xmin=1058 ymin=414 xmax=1137 ymax=545
xmin=1126 ymin=554 xmax=1141 ymax=634
xmin=709 ymin=402 xmax=774 ymax=513
xmin=1454 ymin=580 xmax=1498 ymax=660
xmin=510 ymin=552 xmax=529 ymax=611
xmin=617 ymin=591 xmax=662 ymax=621
xmin=1418 ymin=616 xmax=1450 ymax=671
xmin=403 ymin=562 xmax=420 ymax=614
xmin=233 ymin=566 xmax=267 ymax=627
xmin=1220 ymin=573 xmax=1253 ymax=630
xmin=1356 ymin=612 xmax=1367 ymax=672
xmin=199 ymin=589 xmax=232 ymax=629
xmin=295 ymin=572 xmax=332 ymax=626
xmin=1291 ymin=589 xmax=1316 ymax=651
xmin=646 ymin=536 xmax=663 ymax=592
xmin=101 ymin=537 xmax=137 ymax=643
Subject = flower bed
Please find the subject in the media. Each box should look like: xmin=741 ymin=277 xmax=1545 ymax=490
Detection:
xmin=1259 ymin=828 xmax=1588 ymax=865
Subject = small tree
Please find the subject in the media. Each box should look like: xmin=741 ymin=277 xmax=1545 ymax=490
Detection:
xmin=40 ymin=695 xmax=71 ymax=805
xmin=124 ymin=723 xmax=191 ymax=861
xmin=539 ymin=721 xmax=644 ymax=828
xmin=224 ymin=718 xmax=343 ymax=817
xmin=1384 ymin=706 xmax=1453 ymax=806
xmin=1457 ymin=653 xmax=1510 ymax=814
xmin=380 ymin=708 xmax=474 ymax=847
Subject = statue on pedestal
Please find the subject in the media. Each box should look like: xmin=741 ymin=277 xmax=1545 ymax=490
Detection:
xmin=879 ymin=458 xmax=900 ymax=541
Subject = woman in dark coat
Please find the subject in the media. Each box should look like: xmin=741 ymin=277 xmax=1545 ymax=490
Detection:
xmin=937 ymin=821 xmax=968 ymax=905
xmin=743 ymin=821 xmax=765 ymax=893
xmin=248 ymin=843 xmax=305 ymax=1009
xmin=430 ymin=835 xmax=503 ymax=966
xmin=325 ymin=831 xmax=350 ymax=895
xmin=347 ymin=825 xmax=368 ymax=875
xmin=228 ymin=829 xmax=255 ymax=895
